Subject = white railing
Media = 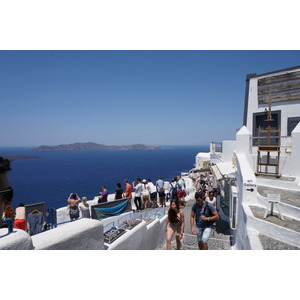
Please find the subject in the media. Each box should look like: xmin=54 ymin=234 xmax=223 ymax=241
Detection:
xmin=210 ymin=142 xmax=222 ymax=155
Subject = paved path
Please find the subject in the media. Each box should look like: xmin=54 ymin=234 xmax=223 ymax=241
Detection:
xmin=160 ymin=198 xmax=232 ymax=250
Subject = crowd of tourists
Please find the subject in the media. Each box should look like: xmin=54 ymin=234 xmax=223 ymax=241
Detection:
xmin=1 ymin=155 xmax=220 ymax=250
xmin=166 ymin=171 xmax=219 ymax=250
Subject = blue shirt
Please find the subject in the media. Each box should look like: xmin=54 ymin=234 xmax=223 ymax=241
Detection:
xmin=156 ymin=179 xmax=164 ymax=191
xmin=177 ymin=179 xmax=185 ymax=191
xmin=191 ymin=202 xmax=216 ymax=228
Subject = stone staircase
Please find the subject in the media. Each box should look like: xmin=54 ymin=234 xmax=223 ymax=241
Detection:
xmin=160 ymin=200 xmax=232 ymax=250
xmin=253 ymin=175 xmax=300 ymax=250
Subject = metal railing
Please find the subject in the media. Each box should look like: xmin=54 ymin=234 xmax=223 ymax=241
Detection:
xmin=46 ymin=207 xmax=57 ymax=229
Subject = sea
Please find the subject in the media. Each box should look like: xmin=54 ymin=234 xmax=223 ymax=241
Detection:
xmin=0 ymin=145 xmax=209 ymax=210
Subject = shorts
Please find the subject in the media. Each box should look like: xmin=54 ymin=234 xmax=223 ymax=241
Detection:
xmin=14 ymin=219 xmax=27 ymax=230
xmin=195 ymin=226 xmax=213 ymax=243
xmin=178 ymin=190 xmax=185 ymax=198
xmin=142 ymin=192 xmax=150 ymax=199
xmin=150 ymin=192 xmax=157 ymax=201
xmin=158 ymin=191 xmax=165 ymax=197
xmin=168 ymin=222 xmax=182 ymax=236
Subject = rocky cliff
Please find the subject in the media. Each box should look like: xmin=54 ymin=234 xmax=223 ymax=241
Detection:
xmin=29 ymin=142 xmax=161 ymax=152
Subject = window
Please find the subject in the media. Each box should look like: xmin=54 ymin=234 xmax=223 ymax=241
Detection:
xmin=287 ymin=117 xmax=300 ymax=136
xmin=252 ymin=110 xmax=281 ymax=146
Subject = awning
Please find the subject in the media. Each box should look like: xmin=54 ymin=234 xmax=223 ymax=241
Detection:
xmin=211 ymin=162 xmax=235 ymax=181
xmin=211 ymin=165 xmax=223 ymax=181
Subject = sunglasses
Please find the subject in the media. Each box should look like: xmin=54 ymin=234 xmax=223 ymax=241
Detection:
xmin=0 ymin=187 xmax=13 ymax=204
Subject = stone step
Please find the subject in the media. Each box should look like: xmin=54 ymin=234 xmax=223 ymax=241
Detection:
xmin=259 ymin=234 xmax=300 ymax=250
xmin=257 ymin=185 xmax=300 ymax=208
xmin=160 ymin=233 xmax=232 ymax=250
xmin=250 ymin=205 xmax=300 ymax=234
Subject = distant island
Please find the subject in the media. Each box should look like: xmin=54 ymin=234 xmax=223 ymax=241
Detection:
xmin=29 ymin=142 xmax=162 ymax=152
xmin=1 ymin=155 xmax=40 ymax=162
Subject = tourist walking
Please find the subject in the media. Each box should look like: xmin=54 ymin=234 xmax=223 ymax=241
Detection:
xmin=132 ymin=178 xmax=143 ymax=212
xmin=147 ymin=179 xmax=157 ymax=208
xmin=156 ymin=176 xmax=165 ymax=207
xmin=177 ymin=175 xmax=186 ymax=207
xmin=206 ymin=191 xmax=217 ymax=208
xmin=165 ymin=199 xmax=185 ymax=250
xmin=169 ymin=177 xmax=178 ymax=200
xmin=79 ymin=196 xmax=90 ymax=218
xmin=190 ymin=192 xmax=219 ymax=250
xmin=67 ymin=193 xmax=81 ymax=220
xmin=114 ymin=183 xmax=125 ymax=200
xmin=98 ymin=186 xmax=108 ymax=203
xmin=14 ymin=202 xmax=26 ymax=230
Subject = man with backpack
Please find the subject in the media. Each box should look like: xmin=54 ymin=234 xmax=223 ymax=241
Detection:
xmin=190 ymin=191 xmax=219 ymax=250
xmin=169 ymin=177 xmax=178 ymax=200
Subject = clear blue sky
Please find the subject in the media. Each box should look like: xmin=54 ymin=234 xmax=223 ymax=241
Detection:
xmin=1 ymin=50 xmax=300 ymax=147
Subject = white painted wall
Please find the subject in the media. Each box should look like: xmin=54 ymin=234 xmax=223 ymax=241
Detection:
xmin=246 ymin=70 xmax=300 ymax=137
xmin=232 ymin=152 xmax=259 ymax=250
xmin=32 ymin=218 xmax=104 ymax=250
xmin=195 ymin=152 xmax=210 ymax=169
xmin=222 ymin=141 xmax=237 ymax=163
xmin=244 ymin=69 xmax=300 ymax=177
xmin=0 ymin=228 xmax=34 ymax=250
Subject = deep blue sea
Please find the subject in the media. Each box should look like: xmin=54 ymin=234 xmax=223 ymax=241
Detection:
xmin=0 ymin=145 xmax=208 ymax=210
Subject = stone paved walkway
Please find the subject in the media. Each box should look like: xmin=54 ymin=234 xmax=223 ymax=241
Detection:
xmin=160 ymin=199 xmax=232 ymax=250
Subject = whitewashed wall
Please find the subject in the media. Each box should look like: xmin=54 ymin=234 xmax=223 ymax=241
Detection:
xmin=0 ymin=228 xmax=34 ymax=250
xmin=246 ymin=72 xmax=300 ymax=137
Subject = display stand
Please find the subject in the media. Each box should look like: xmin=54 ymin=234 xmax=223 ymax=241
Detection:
xmin=263 ymin=193 xmax=284 ymax=220
xmin=256 ymin=89 xmax=281 ymax=177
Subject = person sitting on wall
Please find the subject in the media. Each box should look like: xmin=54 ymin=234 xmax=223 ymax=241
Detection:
xmin=98 ymin=186 xmax=108 ymax=203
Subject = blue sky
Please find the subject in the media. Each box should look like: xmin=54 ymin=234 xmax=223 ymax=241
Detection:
xmin=1 ymin=50 xmax=300 ymax=147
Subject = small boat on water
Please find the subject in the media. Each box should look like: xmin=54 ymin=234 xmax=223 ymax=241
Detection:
xmin=2 ymin=64 xmax=300 ymax=250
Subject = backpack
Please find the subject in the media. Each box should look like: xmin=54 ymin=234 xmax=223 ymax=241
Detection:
xmin=171 ymin=182 xmax=178 ymax=196
xmin=200 ymin=201 xmax=215 ymax=226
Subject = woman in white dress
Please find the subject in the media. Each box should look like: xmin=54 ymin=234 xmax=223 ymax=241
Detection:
xmin=79 ymin=196 xmax=90 ymax=218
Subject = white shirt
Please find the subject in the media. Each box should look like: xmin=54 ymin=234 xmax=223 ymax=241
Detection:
xmin=147 ymin=182 xmax=156 ymax=193
xmin=134 ymin=183 xmax=143 ymax=197
xmin=206 ymin=197 xmax=216 ymax=206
